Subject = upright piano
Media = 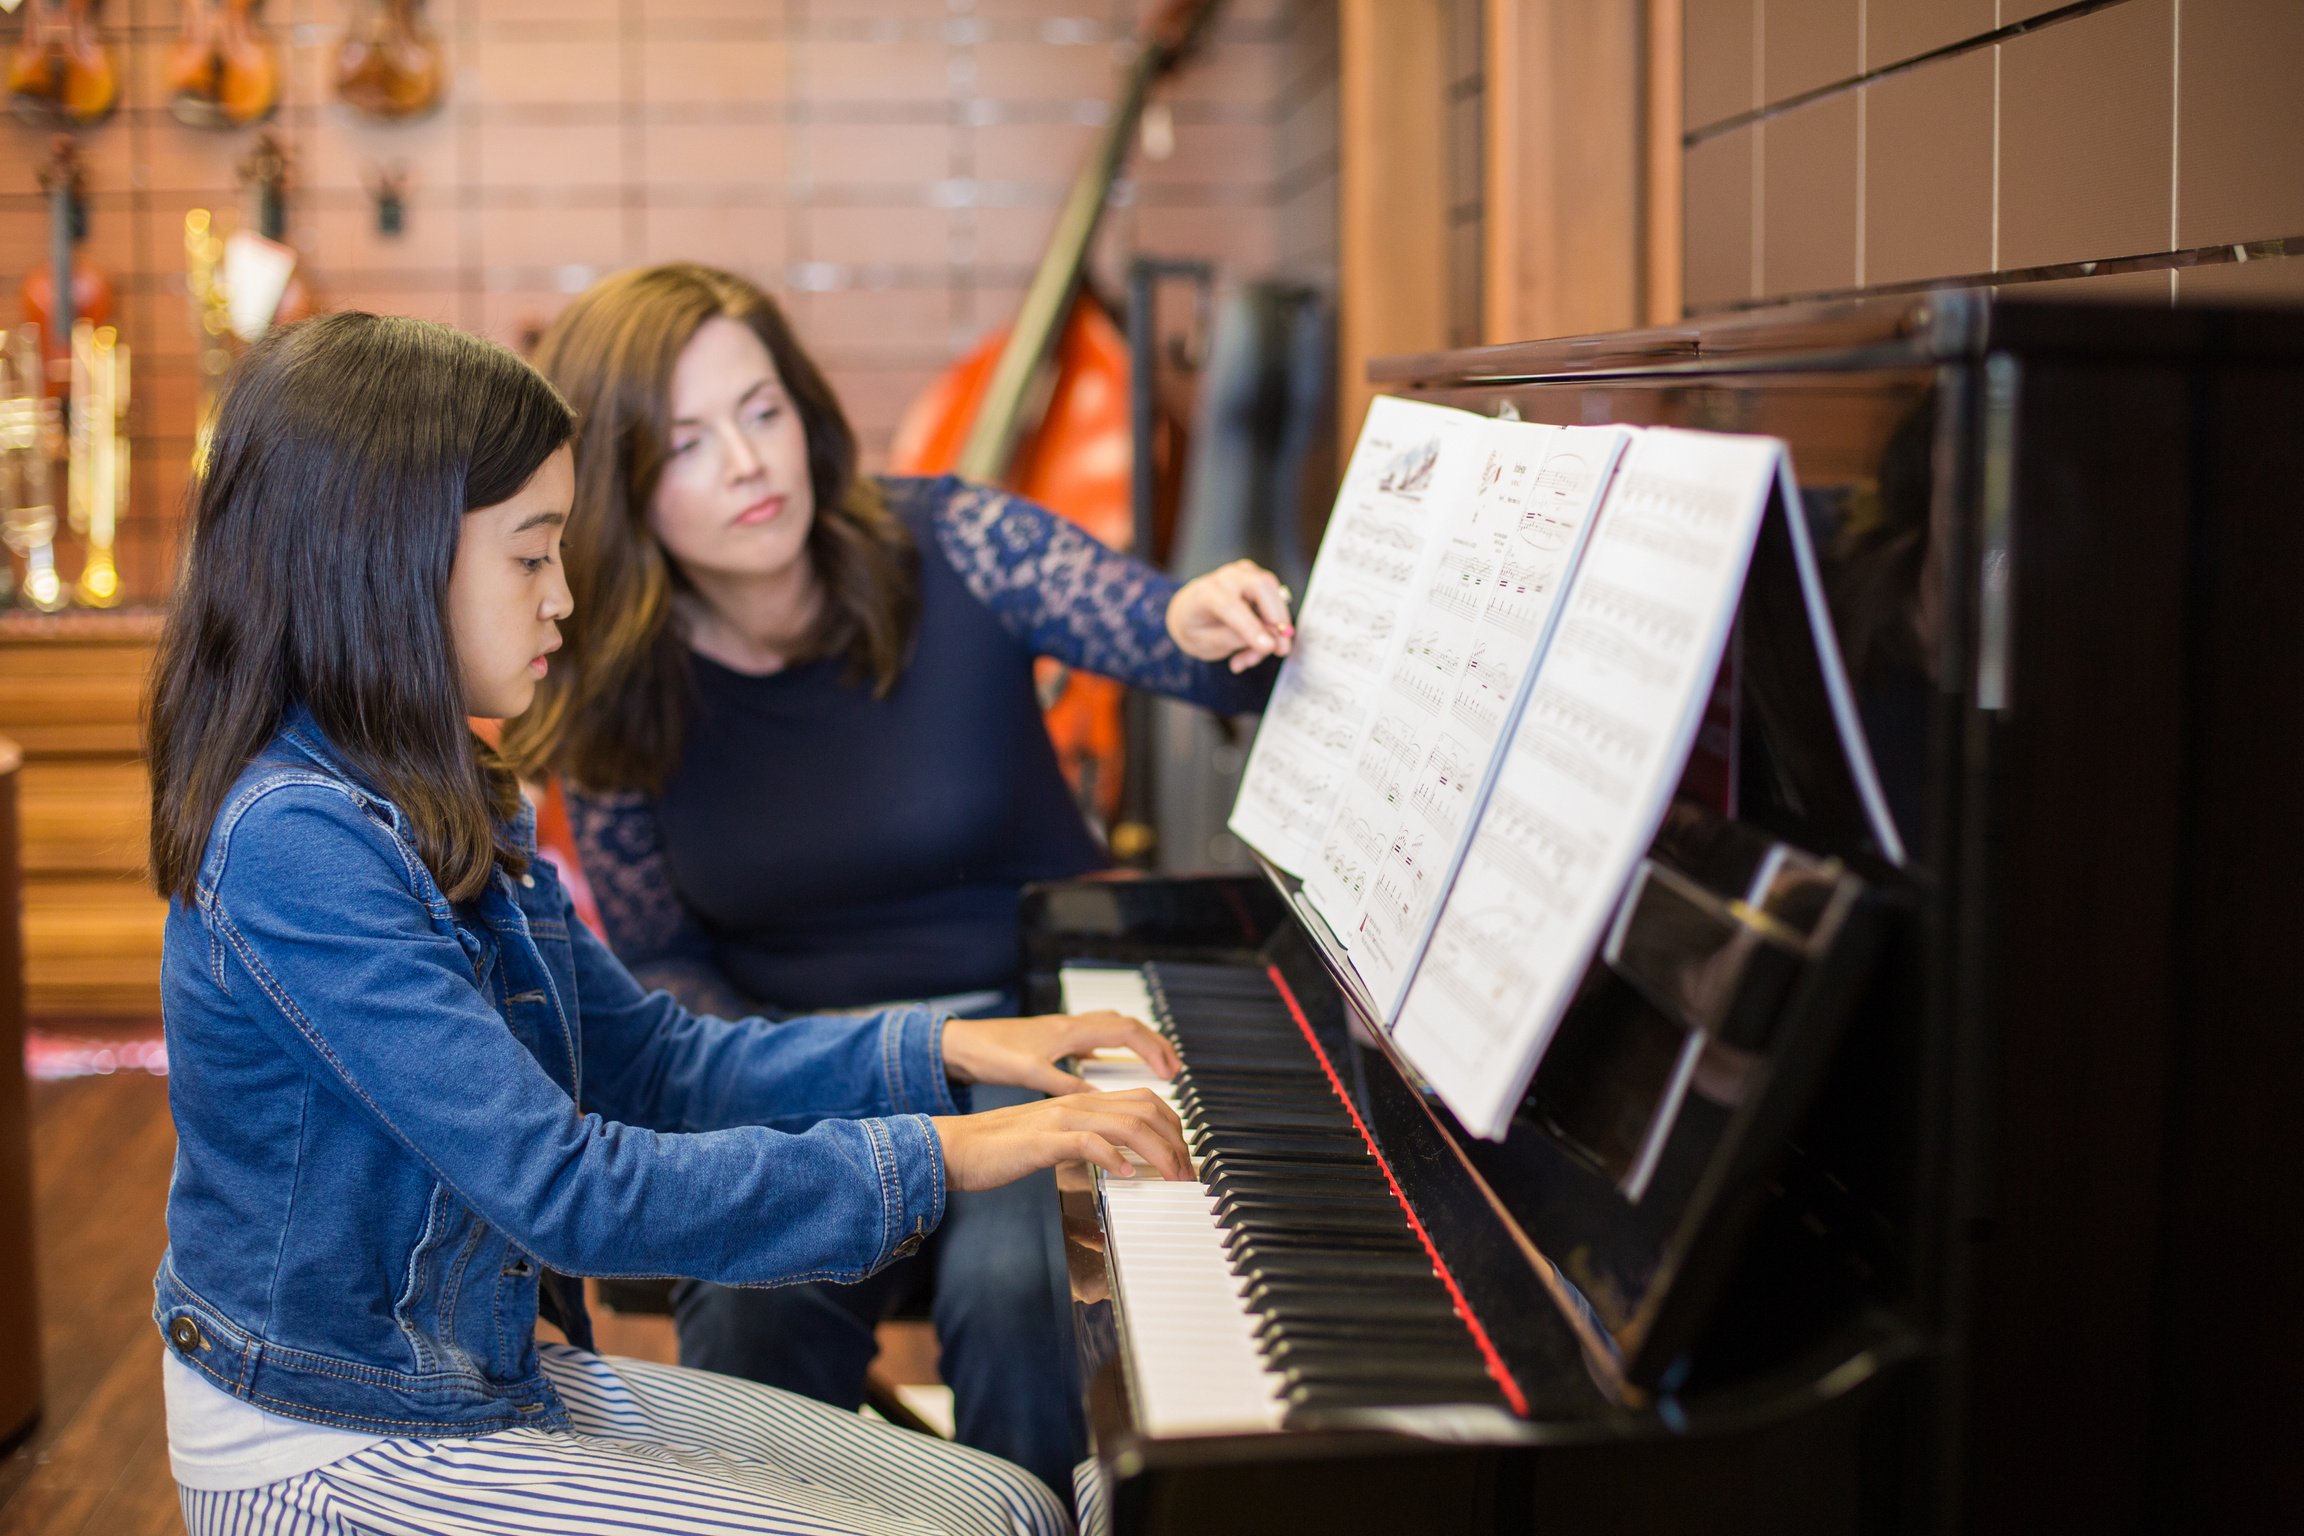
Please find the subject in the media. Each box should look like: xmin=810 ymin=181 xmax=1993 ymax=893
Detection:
xmin=1024 ymin=293 xmax=2304 ymax=1534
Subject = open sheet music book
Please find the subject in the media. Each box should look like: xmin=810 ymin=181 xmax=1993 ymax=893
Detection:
xmin=1229 ymin=402 xmax=1901 ymax=1139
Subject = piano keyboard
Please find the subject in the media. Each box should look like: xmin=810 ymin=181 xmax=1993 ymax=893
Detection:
xmin=1062 ymin=961 xmax=1512 ymax=1437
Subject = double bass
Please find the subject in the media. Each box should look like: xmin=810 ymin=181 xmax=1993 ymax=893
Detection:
xmin=891 ymin=0 xmax=1225 ymax=826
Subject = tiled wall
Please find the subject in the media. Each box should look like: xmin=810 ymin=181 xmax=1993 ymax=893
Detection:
xmin=1681 ymin=0 xmax=2304 ymax=312
xmin=1 ymin=0 xmax=1339 ymax=604
xmin=1273 ymin=0 xmax=1339 ymax=288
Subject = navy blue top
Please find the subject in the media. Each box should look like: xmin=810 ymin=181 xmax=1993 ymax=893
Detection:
xmin=567 ymin=476 xmax=1274 ymax=1015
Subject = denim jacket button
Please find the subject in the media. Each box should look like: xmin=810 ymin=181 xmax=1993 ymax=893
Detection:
xmin=892 ymin=1233 xmax=925 ymax=1259
xmin=519 ymin=873 xmax=536 ymax=889
xmin=170 ymin=1316 xmax=207 ymax=1353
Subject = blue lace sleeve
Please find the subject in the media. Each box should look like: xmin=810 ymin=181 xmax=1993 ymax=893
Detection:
xmin=921 ymin=478 xmax=1276 ymax=715
xmin=562 ymin=784 xmax=755 ymax=1021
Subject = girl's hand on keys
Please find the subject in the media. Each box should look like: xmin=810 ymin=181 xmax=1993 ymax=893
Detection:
xmin=932 ymin=1090 xmax=1192 ymax=1190
xmin=941 ymin=1010 xmax=1181 ymax=1096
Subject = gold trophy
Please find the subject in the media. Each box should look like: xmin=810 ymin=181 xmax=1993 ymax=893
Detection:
xmin=0 ymin=324 xmax=66 ymax=613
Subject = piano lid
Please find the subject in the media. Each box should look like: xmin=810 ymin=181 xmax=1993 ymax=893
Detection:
xmin=1370 ymin=288 xmax=2304 ymax=389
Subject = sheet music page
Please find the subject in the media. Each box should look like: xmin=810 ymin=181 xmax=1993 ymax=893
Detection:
xmin=1391 ymin=429 xmax=1785 ymax=1139
xmin=1314 ymin=427 xmax=1631 ymax=1022
xmin=1767 ymin=455 xmax=1908 ymax=865
xmin=1228 ymin=396 xmax=1492 ymax=875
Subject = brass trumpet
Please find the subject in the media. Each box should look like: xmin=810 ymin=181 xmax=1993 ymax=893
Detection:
xmin=0 ymin=323 xmax=65 ymax=612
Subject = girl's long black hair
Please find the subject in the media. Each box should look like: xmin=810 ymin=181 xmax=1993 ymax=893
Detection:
xmin=148 ymin=312 xmax=575 ymax=905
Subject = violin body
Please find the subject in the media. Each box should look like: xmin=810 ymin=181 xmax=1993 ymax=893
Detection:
xmin=21 ymin=137 xmax=114 ymax=397
xmin=7 ymin=0 xmax=118 ymax=125
xmin=169 ymin=0 xmax=279 ymax=128
xmin=893 ymin=296 xmax=1138 ymax=819
xmin=334 ymin=0 xmax=443 ymax=120
xmin=16 ymin=260 xmax=115 ymax=395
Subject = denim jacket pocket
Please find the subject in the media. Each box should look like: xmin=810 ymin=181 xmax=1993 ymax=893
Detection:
xmin=393 ymin=1183 xmax=484 ymax=1379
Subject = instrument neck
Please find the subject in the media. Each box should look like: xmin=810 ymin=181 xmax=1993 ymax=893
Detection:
xmin=953 ymin=45 xmax=1168 ymax=483
xmin=47 ymin=176 xmax=77 ymax=360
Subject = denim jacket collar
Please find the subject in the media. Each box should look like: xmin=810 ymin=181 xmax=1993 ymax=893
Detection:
xmin=274 ymin=701 xmax=541 ymax=862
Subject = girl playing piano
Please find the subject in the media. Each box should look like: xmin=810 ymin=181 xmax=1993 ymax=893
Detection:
xmin=505 ymin=263 xmax=1293 ymax=1496
xmin=147 ymin=310 xmax=1189 ymax=1534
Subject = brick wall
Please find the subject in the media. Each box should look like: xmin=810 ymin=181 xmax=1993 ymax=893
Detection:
xmin=2 ymin=0 xmax=1338 ymax=605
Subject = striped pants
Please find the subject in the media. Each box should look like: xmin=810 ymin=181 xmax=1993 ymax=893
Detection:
xmin=180 ymin=1344 xmax=1111 ymax=1536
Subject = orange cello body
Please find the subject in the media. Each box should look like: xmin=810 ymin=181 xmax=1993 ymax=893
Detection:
xmin=890 ymin=295 xmax=1137 ymax=825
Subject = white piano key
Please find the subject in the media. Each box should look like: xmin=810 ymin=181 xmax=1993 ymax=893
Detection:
xmin=1059 ymin=965 xmax=1158 ymax=1023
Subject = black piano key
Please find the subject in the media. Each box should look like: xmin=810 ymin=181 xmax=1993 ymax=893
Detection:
xmin=1197 ymin=1148 xmax=1377 ymax=1179
xmin=1270 ymin=1348 xmax=1497 ymax=1390
xmin=1187 ymin=1106 xmax=1358 ymax=1134
xmin=1255 ymin=1310 xmax=1474 ymax=1348
xmin=1238 ymin=1251 xmax=1438 ymax=1285
xmin=1209 ymin=1168 xmax=1392 ymax=1198
xmin=1281 ymin=1378 xmax=1507 ymax=1417
xmin=1217 ymin=1191 xmax=1407 ymax=1226
xmin=1244 ymin=1268 xmax=1453 ymax=1302
xmin=1249 ymin=1290 xmax=1463 ymax=1329
xmin=1196 ymin=1127 xmax=1368 ymax=1146
xmin=1230 ymin=1227 xmax=1425 ymax=1260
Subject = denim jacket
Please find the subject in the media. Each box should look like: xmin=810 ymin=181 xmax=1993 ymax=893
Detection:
xmin=152 ymin=709 xmax=957 ymax=1436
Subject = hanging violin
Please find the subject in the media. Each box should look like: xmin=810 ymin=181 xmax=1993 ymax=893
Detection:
xmin=167 ymin=0 xmax=279 ymax=128
xmin=890 ymin=0 xmax=1225 ymax=824
xmin=334 ymin=0 xmax=443 ymax=121
xmin=6 ymin=0 xmax=117 ymax=125
xmin=16 ymin=135 xmax=115 ymax=400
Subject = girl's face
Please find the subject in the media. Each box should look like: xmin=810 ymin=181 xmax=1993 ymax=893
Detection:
xmin=449 ymin=445 xmax=575 ymax=720
xmin=647 ymin=315 xmax=817 ymax=589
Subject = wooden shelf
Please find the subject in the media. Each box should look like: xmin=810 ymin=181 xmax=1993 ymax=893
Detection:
xmin=0 ymin=614 xmax=163 ymax=1022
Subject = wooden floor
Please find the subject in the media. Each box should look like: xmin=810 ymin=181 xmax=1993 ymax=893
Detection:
xmin=0 ymin=1069 xmax=180 ymax=1536
xmin=0 ymin=1063 xmax=942 ymax=1535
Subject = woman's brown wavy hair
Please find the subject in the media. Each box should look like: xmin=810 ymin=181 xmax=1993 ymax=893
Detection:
xmin=505 ymin=264 xmax=918 ymax=792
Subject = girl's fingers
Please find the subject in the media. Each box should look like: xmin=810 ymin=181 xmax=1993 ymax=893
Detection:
xmin=1067 ymin=1011 xmax=1182 ymax=1076
xmin=1070 ymin=1131 xmax=1135 ymax=1178
xmin=1017 ymin=1058 xmax=1094 ymax=1096
xmin=1075 ymin=1107 xmax=1190 ymax=1180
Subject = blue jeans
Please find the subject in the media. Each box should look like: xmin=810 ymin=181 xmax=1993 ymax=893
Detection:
xmin=670 ymin=1076 xmax=1087 ymax=1505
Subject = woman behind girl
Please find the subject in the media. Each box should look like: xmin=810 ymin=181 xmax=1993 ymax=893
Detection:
xmin=507 ymin=264 xmax=1294 ymax=1494
xmin=146 ymin=310 xmax=1188 ymax=1534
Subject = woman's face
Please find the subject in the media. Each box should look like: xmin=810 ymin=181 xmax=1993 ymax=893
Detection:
xmin=449 ymin=445 xmax=575 ymax=720
xmin=647 ymin=315 xmax=817 ymax=589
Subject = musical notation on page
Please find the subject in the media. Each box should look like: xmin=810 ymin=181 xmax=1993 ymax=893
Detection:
xmin=1392 ymin=429 xmax=1786 ymax=1139
xmin=1339 ymin=428 xmax=1629 ymax=1015
xmin=1230 ymin=396 xmax=1491 ymax=876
